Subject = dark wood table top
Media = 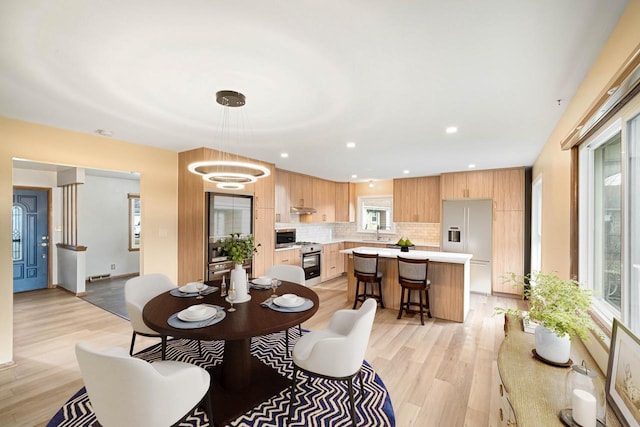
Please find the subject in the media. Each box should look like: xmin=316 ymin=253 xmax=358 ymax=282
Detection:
xmin=142 ymin=281 xmax=319 ymax=341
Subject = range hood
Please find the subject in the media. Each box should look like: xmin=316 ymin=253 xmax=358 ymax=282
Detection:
xmin=290 ymin=206 xmax=317 ymax=215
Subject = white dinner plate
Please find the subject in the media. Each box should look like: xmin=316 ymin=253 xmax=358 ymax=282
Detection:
xmin=179 ymin=283 xmax=209 ymax=293
xmin=177 ymin=305 xmax=217 ymax=322
xmin=273 ymin=296 xmax=305 ymax=308
xmin=252 ymin=276 xmax=272 ymax=286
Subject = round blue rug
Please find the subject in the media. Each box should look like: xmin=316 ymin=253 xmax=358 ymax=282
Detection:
xmin=48 ymin=331 xmax=395 ymax=426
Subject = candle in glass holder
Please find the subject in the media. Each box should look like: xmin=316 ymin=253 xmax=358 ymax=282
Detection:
xmin=572 ymin=389 xmax=596 ymax=427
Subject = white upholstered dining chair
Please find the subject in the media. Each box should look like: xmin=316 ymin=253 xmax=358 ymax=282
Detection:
xmin=266 ymin=264 xmax=306 ymax=350
xmin=75 ymin=342 xmax=212 ymax=427
xmin=287 ymin=298 xmax=377 ymax=426
xmin=124 ymin=273 xmax=176 ymax=359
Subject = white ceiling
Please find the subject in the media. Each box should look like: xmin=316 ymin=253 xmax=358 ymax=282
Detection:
xmin=0 ymin=1 xmax=629 ymax=182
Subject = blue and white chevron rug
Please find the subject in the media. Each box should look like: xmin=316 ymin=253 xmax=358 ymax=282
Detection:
xmin=48 ymin=331 xmax=395 ymax=426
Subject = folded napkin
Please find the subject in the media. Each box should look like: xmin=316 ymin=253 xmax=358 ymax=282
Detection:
xmin=260 ymin=296 xmax=276 ymax=307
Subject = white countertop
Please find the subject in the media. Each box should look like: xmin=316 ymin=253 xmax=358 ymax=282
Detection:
xmin=339 ymin=246 xmax=472 ymax=264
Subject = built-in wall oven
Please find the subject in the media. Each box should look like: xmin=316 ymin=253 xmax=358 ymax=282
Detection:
xmin=300 ymin=243 xmax=322 ymax=286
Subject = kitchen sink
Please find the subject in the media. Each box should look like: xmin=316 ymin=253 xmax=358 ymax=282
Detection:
xmin=362 ymin=239 xmax=391 ymax=242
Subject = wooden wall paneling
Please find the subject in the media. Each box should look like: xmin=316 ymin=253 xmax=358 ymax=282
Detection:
xmin=178 ymin=148 xmax=207 ymax=284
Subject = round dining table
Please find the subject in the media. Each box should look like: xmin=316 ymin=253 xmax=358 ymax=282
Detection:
xmin=142 ymin=280 xmax=319 ymax=426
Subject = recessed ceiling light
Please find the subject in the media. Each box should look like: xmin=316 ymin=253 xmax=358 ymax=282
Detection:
xmin=403 ymin=170 xmax=410 ymax=174
xmin=280 ymin=152 xmax=289 ymax=158
xmin=468 ymin=164 xmax=476 ymax=169
xmin=351 ymin=174 xmax=358 ymax=179
xmin=346 ymin=142 xmax=356 ymax=148
xmin=95 ymin=129 xmax=113 ymax=137
xmin=446 ymin=126 xmax=458 ymax=134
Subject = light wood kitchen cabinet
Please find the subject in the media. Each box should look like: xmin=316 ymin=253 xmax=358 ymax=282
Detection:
xmin=493 ymin=168 xmax=524 ymax=211
xmin=273 ymin=247 xmax=301 ymax=266
xmin=178 ymin=147 xmax=275 ymax=284
xmin=441 ymin=170 xmax=494 ymax=200
xmin=492 ymin=210 xmax=523 ymax=296
xmin=321 ymin=242 xmax=343 ymax=281
xmin=393 ymin=176 xmax=440 ymax=222
xmin=252 ymin=207 xmax=275 ymax=277
xmin=312 ymin=178 xmax=335 ymax=223
xmin=335 ymin=182 xmax=355 ymax=222
xmin=275 ymin=169 xmax=291 ymax=223
xmin=289 ymin=172 xmax=313 ymax=208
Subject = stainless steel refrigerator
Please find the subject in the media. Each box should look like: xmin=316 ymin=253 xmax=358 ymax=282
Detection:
xmin=441 ymin=199 xmax=493 ymax=294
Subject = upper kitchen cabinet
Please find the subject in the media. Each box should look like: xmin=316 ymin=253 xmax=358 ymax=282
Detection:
xmin=312 ymin=178 xmax=336 ymax=223
xmin=335 ymin=182 xmax=355 ymax=222
xmin=275 ymin=169 xmax=291 ymax=223
xmin=393 ymin=176 xmax=440 ymax=222
xmin=289 ymin=172 xmax=313 ymax=208
xmin=441 ymin=170 xmax=494 ymax=200
xmin=493 ymin=167 xmax=525 ymax=211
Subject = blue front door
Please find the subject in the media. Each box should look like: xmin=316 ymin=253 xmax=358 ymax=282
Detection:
xmin=13 ymin=188 xmax=49 ymax=292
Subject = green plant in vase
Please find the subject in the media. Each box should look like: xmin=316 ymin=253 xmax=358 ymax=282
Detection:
xmin=218 ymin=233 xmax=260 ymax=303
xmin=495 ymin=271 xmax=594 ymax=364
xmin=219 ymin=233 xmax=260 ymax=265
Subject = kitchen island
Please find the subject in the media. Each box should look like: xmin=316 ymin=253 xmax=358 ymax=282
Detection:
xmin=340 ymin=246 xmax=472 ymax=322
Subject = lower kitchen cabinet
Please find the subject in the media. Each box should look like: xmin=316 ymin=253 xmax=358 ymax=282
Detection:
xmin=273 ymin=247 xmax=301 ymax=266
xmin=321 ymin=243 xmax=343 ymax=281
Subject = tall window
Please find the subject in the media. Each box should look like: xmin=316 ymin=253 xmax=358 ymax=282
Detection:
xmin=580 ymin=112 xmax=640 ymax=335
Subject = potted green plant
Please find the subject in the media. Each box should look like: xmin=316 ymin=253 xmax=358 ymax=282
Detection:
xmin=496 ymin=271 xmax=594 ymax=364
xmin=219 ymin=233 xmax=259 ymax=265
xmin=218 ymin=233 xmax=260 ymax=303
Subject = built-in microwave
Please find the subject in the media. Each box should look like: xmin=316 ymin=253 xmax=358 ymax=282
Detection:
xmin=275 ymin=228 xmax=296 ymax=248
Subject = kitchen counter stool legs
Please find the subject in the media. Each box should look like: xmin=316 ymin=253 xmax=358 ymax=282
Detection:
xmin=397 ymin=256 xmax=431 ymax=325
xmin=352 ymin=252 xmax=385 ymax=309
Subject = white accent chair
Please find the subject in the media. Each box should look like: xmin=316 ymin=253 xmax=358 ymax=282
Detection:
xmin=287 ymin=298 xmax=377 ymax=426
xmin=124 ymin=273 xmax=177 ymax=359
xmin=75 ymin=343 xmax=212 ymax=427
xmin=266 ymin=264 xmax=306 ymax=350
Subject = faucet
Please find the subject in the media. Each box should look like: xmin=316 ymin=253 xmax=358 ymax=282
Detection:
xmin=376 ymin=225 xmax=380 ymax=240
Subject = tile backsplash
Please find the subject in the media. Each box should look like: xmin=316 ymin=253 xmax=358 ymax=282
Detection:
xmin=276 ymin=221 xmax=441 ymax=246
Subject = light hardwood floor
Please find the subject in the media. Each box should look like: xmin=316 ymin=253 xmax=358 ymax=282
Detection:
xmin=0 ymin=276 xmax=524 ymax=426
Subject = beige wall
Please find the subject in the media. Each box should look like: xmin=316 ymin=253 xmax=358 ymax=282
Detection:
xmin=0 ymin=117 xmax=178 ymax=365
xmin=532 ymin=1 xmax=640 ymax=280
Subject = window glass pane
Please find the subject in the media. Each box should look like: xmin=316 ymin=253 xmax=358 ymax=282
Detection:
xmin=629 ymin=113 xmax=640 ymax=333
xmin=12 ymin=205 xmax=23 ymax=261
xmin=593 ymin=132 xmax=622 ymax=310
xmin=358 ymin=196 xmax=393 ymax=232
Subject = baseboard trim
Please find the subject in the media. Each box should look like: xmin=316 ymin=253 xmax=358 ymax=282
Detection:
xmin=0 ymin=361 xmax=17 ymax=371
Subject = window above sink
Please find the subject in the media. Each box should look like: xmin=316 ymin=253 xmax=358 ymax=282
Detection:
xmin=357 ymin=195 xmax=395 ymax=235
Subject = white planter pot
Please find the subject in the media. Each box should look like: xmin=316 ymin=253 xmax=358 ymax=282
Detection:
xmin=229 ymin=264 xmax=251 ymax=303
xmin=535 ymin=325 xmax=571 ymax=364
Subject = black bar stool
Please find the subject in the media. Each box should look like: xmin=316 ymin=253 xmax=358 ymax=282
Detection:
xmin=352 ymin=252 xmax=385 ymax=309
xmin=397 ymin=256 xmax=431 ymax=325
